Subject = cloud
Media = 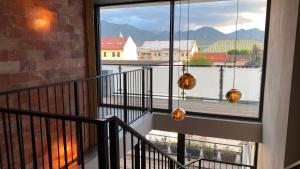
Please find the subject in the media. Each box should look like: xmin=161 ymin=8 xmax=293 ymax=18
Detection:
xmin=100 ymin=0 xmax=267 ymax=33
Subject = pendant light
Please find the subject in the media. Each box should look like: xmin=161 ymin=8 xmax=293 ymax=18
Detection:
xmin=177 ymin=0 xmax=196 ymax=90
xmin=226 ymin=0 xmax=242 ymax=103
xmin=172 ymin=0 xmax=186 ymax=121
xmin=172 ymin=107 xmax=186 ymax=121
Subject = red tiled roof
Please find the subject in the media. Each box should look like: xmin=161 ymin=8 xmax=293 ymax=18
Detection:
xmin=193 ymin=52 xmax=228 ymax=62
xmin=101 ymin=37 xmax=128 ymax=50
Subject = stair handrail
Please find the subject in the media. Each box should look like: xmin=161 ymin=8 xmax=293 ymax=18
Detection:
xmin=112 ymin=116 xmax=186 ymax=168
xmin=285 ymin=160 xmax=300 ymax=169
xmin=0 ymin=107 xmax=184 ymax=168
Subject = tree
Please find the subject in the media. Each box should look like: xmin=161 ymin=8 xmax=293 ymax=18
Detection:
xmin=189 ymin=57 xmax=212 ymax=66
xmin=245 ymin=44 xmax=262 ymax=66
xmin=227 ymin=49 xmax=251 ymax=56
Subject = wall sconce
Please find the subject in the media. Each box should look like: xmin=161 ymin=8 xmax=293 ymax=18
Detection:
xmin=29 ymin=8 xmax=54 ymax=32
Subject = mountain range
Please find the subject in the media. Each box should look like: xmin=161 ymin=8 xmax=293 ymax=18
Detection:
xmin=100 ymin=20 xmax=265 ymax=46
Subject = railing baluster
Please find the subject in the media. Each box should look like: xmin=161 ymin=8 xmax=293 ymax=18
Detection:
xmin=54 ymin=85 xmax=61 ymax=167
xmin=105 ymin=76 xmax=108 ymax=116
xmin=123 ymin=73 xmax=128 ymax=124
xmin=62 ymin=120 xmax=68 ymax=169
xmin=45 ymin=118 xmax=53 ymax=169
xmin=17 ymin=91 xmax=25 ymax=169
xmin=15 ymin=111 xmax=24 ymax=169
xmin=97 ymin=122 xmax=108 ymax=169
xmin=148 ymin=145 xmax=151 ymax=169
xmin=150 ymin=67 xmax=153 ymax=113
xmin=158 ymin=151 xmax=160 ymax=169
xmin=153 ymin=149 xmax=156 ymax=169
xmin=38 ymin=88 xmax=45 ymax=169
xmin=77 ymin=121 xmax=84 ymax=169
xmin=74 ymin=81 xmax=80 ymax=117
xmin=109 ymin=119 xmax=120 ymax=169
xmin=169 ymin=159 xmax=173 ymax=169
xmin=135 ymin=140 xmax=140 ymax=169
xmin=141 ymin=140 xmax=146 ymax=169
xmin=30 ymin=115 xmax=38 ymax=169
xmin=68 ymin=82 xmax=74 ymax=161
xmin=142 ymin=69 xmax=145 ymax=112
xmin=2 ymin=113 xmax=11 ymax=169
xmin=5 ymin=94 xmax=14 ymax=169
xmin=123 ymin=130 xmax=127 ymax=169
xmin=131 ymin=134 xmax=134 ymax=169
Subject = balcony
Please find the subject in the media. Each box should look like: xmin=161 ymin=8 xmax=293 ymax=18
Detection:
xmin=102 ymin=63 xmax=261 ymax=119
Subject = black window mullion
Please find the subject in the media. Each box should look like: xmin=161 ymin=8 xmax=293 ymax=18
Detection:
xmin=168 ymin=0 xmax=175 ymax=112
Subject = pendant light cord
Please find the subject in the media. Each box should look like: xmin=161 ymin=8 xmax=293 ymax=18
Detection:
xmin=233 ymin=0 xmax=239 ymax=89
xmin=177 ymin=0 xmax=182 ymax=107
xmin=186 ymin=0 xmax=190 ymax=73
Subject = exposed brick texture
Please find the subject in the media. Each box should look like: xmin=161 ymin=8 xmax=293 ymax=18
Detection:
xmin=0 ymin=0 xmax=87 ymax=92
xmin=0 ymin=0 xmax=91 ymax=168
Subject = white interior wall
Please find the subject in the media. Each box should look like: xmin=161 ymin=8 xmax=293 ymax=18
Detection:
xmin=258 ymin=0 xmax=299 ymax=168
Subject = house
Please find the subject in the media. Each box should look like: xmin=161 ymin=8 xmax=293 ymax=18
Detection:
xmin=101 ymin=36 xmax=138 ymax=60
xmin=139 ymin=40 xmax=198 ymax=61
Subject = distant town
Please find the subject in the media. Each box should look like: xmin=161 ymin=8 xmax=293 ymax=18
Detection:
xmin=100 ymin=33 xmax=263 ymax=67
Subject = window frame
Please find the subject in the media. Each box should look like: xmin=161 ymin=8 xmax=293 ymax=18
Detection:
xmin=94 ymin=0 xmax=271 ymax=122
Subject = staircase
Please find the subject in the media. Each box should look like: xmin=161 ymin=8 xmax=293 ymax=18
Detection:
xmin=0 ymin=67 xmax=254 ymax=169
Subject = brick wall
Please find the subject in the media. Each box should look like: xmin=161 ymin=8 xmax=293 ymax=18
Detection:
xmin=0 ymin=0 xmax=92 ymax=168
xmin=0 ymin=0 xmax=87 ymax=92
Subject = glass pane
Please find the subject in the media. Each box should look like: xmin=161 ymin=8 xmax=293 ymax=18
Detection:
xmin=99 ymin=2 xmax=170 ymax=109
xmin=172 ymin=0 xmax=267 ymax=118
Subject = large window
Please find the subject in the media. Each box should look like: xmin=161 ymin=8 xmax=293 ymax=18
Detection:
xmin=170 ymin=0 xmax=268 ymax=119
xmin=99 ymin=2 xmax=171 ymax=109
xmin=96 ymin=0 xmax=269 ymax=120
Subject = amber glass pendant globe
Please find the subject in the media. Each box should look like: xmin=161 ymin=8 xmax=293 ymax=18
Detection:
xmin=226 ymin=89 xmax=242 ymax=103
xmin=178 ymin=73 xmax=196 ymax=90
xmin=171 ymin=107 xmax=186 ymax=121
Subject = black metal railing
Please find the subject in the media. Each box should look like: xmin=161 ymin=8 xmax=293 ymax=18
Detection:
xmin=0 ymin=66 xmax=257 ymax=169
xmin=0 ymin=107 xmax=185 ymax=169
xmin=110 ymin=117 xmax=185 ymax=169
xmin=0 ymin=106 xmax=255 ymax=169
xmin=0 ymin=107 xmax=100 ymax=169
xmin=99 ymin=67 xmax=152 ymax=124
xmin=0 ymin=67 xmax=152 ymax=125
xmin=184 ymin=158 xmax=254 ymax=169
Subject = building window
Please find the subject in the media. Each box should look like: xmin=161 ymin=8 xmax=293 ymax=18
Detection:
xmin=117 ymin=52 xmax=120 ymax=57
xmin=112 ymin=52 xmax=115 ymax=57
xmin=104 ymin=52 xmax=107 ymax=57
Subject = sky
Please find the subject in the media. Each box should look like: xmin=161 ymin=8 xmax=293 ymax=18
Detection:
xmin=100 ymin=0 xmax=267 ymax=34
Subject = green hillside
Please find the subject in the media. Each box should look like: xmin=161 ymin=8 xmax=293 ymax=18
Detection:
xmin=203 ymin=40 xmax=263 ymax=53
